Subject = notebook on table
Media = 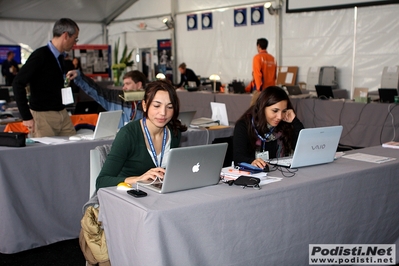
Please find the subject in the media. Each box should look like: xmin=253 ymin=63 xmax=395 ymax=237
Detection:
xmin=285 ymin=85 xmax=311 ymax=99
xmin=268 ymin=125 xmax=343 ymax=168
xmin=137 ymin=143 xmax=228 ymax=193
xmin=70 ymin=110 xmax=122 ymax=140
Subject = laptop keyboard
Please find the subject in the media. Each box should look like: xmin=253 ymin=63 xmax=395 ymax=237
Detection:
xmin=80 ymin=134 xmax=94 ymax=140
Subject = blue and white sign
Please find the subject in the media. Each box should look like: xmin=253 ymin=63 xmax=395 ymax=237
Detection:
xmin=202 ymin=12 xmax=212 ymax=30
xmin=234 ymin=8 xmax=247 ymax=27
xmin=187 ymin=14 xmax=198 ymax=31
xmin=251 ymin=6 xmax=264 ymax=25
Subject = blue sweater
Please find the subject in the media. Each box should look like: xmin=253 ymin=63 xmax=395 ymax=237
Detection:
xmin=73 ymin=70 xmax=142 ymax=128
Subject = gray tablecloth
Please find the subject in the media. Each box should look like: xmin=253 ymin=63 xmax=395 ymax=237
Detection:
xmin=0 ymin=127 xmax=233 ymax=253
xmin=0 ymin=138 xmax=113 ymax=254
xmin=98 ymin=146 xmax=399 ymax=266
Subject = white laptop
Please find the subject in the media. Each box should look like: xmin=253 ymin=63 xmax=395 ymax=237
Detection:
xmin=137 ymin=143 xmax=228 ymax=193
xmin=190 ymin=102 xmax=229 ymax=127
xmin=178 ymin=110 xmax=196 ymax=126
xmin=70 ymin=110 xmax=122 ymax=140
xmin=268 ymin=125 xmax=343 ymax=168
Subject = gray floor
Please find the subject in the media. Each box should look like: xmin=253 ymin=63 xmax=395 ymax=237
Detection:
xmin=0 ymin=238 xmax=85 ymax=266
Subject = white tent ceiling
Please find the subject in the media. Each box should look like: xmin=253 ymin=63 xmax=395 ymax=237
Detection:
xmin=1 ymin=0 xmax=399 ymax=92
xmin=0 ymin=0 xmax=137 ymax=24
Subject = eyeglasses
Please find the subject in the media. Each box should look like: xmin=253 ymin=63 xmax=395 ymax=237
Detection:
xmin=64 ymin=32 xmax=79 ymax=43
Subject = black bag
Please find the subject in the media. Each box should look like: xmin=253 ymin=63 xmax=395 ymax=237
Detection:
xmin=0 ymin=132 xmax=26 ymax=147
xmin=234 ymin=175 xmax=261 ymax=189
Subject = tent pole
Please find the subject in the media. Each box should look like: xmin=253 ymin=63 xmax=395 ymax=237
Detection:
xmin=171 ymin=0 xmax=178 ymax=84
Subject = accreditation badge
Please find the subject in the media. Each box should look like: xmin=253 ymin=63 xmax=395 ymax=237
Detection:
xmin=255 ymin=150 xmax=269 ymax=161
xmin=61 ymin=87 xmax=74 ymax=105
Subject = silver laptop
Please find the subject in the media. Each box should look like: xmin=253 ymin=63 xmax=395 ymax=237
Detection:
xmin=72 ymin=110 xmax=122 ymax=140
xmin=138 ymin=143 xmax=228 ymax=193
xmin=178 ymin=111 xmax=196 ymax=126
xmin=268 ymin=125 xmax=343 ymax=168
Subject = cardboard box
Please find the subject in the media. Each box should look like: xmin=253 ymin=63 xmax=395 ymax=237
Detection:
xmin=277 ymin=66 xmax=298 ymax=86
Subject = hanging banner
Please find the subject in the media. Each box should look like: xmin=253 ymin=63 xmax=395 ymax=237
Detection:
xmin=234 ymin=8 xmax=247 ymax=27
xmin=187 ymin=14 xmax=198 ymax=31
xmin=201 ymin=12 xmax=213 ymax=30
xmin=251 ymin=6 xmax=264 ymax=25
xmin=157 ymin=39 xmax=173 ymax=81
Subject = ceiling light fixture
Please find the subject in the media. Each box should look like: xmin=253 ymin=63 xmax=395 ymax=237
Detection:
xmin=163 ymin=17 xmax=174 ymax=29
xmin=264 ymin=1 xmax=282 ymax=15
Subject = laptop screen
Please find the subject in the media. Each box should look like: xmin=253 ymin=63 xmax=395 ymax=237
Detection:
xmin=315 ymin=85 xmax=334 ymax=99
xmin=378 ymin=88 xmax=398 ymax=103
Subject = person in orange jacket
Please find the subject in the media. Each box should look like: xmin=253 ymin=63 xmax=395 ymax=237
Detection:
xmin=252 ymin=38 xmax=277 ymax=92
xmin=250 ymin=38 xmax=277 ymax=105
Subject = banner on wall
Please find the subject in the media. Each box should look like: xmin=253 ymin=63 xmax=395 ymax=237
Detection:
xmin=251 ymin=6 xmax=264 ymax=25
xmin=187 ymin=14 xmax=198 ymax=31
xmin=157 ymin=39 xmax=173 ymax=81
xmin=201 ymin=13 xmax=213 ymax=30
xmin=71 ymin=44 xmax=111 ymax=78
xmin=234 ymin=8 xmax=247 ymax=27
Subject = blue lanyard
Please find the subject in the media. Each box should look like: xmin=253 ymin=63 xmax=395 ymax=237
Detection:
xmin=251 ymin=118 xmax=274 ymax=151
xmin=142 ymin=117 xmax=167 ymax=167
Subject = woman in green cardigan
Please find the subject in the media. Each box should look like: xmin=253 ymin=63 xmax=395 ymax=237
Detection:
xmin=96 ymin=80 xmax=187 ymax=190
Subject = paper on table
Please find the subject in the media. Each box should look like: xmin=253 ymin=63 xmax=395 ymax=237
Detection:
xmin=221 ymin=167 xmax=267 ymax=180
xmin=382 ymin=141 xmax=399 ymax=149
xmin=30 ymin=137 xmax=68 ymax=145
xmin=342 ymin=153 xmax=396 ymax=164
xmin=220 ymin=167 xmax=283 ymax=186
xmin=259 ymin=176 xmax=283 ymax=186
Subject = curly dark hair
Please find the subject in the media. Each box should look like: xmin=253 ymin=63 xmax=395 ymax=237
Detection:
xmin=239 ymin=86 xmax=296 ymax=154
xmin=143 ymin=80 xmax=187 ymax=136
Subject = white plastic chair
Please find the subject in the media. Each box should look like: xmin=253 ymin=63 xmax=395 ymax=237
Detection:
xmin=89 ymin=144 xmax=112 ymax=198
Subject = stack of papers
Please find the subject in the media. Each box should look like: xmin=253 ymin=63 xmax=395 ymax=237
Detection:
xmin=342 ymin=153 xmax=396 ymax=163
xmin=220 ymin=167 xmax=282 ymax=186
xmin=382 ymin=141 xmax=399 ymax=149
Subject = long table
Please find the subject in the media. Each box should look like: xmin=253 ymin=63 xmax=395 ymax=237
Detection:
xmin=177 ymin=91 xmax=399 ymax=147
xmin=0 ymin=126 xmax=233 ymax=254
xmin=98 ymin=146 xmax=399 ymax=265
xmin=0 ymin=138 xmax=113 ymax=254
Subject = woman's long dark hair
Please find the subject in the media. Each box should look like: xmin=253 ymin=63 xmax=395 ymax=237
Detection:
xmin=239 ymin=86 xmax=295 ymax=154
xmin=143 ymin=80 xmax=187 ymax=136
